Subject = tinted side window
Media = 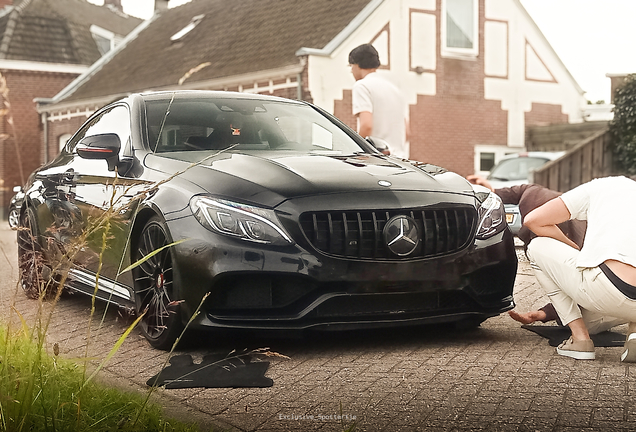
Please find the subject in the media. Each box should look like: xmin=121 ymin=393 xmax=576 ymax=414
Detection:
xmin=67 ymin=106 xmax=131 ymax=154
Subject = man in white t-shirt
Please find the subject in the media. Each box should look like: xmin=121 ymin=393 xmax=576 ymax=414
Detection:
xmin=524 ymin=176 xmax=636 ymax=362
xmin=348 ymin=43 xmax=410 ymax=159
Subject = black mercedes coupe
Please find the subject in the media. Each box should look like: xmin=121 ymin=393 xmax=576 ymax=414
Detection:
xmin=18 ymin=91 xmax=517 ymax=349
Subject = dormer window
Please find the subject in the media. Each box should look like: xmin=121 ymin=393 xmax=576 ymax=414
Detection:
xmin=90 ymin=25 xmax=119 ymax=56
xmin=171 ymin=14 xmax=205 ymax=42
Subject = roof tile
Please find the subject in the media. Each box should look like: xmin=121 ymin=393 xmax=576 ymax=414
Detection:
xmin=62 ymin=0 xmax=372 ymax=102
xmin=0 ymin=0 xmax=141 ymax=64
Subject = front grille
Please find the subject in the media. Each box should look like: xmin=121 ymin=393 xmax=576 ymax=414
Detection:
xmin=299 ymin=207 xmax=476 ymax=260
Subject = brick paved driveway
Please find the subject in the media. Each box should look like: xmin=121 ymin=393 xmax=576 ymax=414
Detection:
xmin=1 ymin=224 xmax=635 ymax=431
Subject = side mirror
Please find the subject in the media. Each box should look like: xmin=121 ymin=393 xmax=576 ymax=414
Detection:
xmin=366 ymin=136 xmax=391 ymax=155
xmin=76 ymin=133 xmax=121 ymax=171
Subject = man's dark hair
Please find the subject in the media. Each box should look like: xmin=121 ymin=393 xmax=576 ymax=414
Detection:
xmin=348 ymin=44 xmax=380 ymax=69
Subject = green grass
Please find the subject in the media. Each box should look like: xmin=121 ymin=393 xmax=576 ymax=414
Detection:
xmin=0 ymin=324 xmax=200 ymax=432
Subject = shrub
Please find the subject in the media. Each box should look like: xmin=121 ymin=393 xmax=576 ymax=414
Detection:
xmin=609 ymin=73 xmax=636 ymax=175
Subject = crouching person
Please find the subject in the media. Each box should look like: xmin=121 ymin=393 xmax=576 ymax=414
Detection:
xmin=524 ymin=176 xmax=636 ymax=361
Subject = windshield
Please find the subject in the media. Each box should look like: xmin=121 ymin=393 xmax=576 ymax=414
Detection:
xmin=487 ymin=157 xmax=549 ymax=182
xmin=144 ymin=95 xmax=366 ymax=156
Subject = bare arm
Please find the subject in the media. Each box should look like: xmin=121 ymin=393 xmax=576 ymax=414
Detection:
xmin=357 ymin=111 xmax=373 ymax=138
xmin=524 ymin=197 xmax=580 ymax=250
xmin=466 ymin=175 xmax=494 ymax=192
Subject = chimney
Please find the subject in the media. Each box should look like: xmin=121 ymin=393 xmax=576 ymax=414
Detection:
xmin=155 ymin=0 xmax=169 ymax=12
xmin=103 ymin=0 xmax=122 ymax=11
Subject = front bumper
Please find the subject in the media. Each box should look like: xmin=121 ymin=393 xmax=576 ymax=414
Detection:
xmin=168 ymin=214 xmax=517 ymax=331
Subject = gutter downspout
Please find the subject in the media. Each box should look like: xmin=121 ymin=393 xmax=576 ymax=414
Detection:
xmin=35 ymin=97 xmax=52 ymax=164
xmin=297 ymin=56 xmax=307 ymax=101
xmin=297 ymin=72 xmax=302 ymax=100
xmin=41 ymin=111 xmax=48 ymax=164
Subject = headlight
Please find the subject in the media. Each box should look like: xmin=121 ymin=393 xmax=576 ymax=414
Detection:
xmin=190 ymin=196 xmax=293 ymax=246
xmin=475 ymin=192 xmax=506 ymax=239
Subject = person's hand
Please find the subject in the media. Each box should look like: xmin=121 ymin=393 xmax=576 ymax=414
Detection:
xmin=466 ymin=175 xmax=494 ymax=192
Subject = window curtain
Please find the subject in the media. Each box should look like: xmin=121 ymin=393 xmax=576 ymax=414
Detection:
xmin=446 ymin=0 xmax=474 ymax=49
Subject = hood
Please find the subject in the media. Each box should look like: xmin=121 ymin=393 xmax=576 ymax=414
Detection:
xmin=144 ymin=152 xmax=474 ymax=207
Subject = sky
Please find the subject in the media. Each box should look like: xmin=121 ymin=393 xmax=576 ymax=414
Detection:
xmin=90 ymin=0 xmax=636 ymax=104
xmin=519 ymin=0 xmax=636 ymax=104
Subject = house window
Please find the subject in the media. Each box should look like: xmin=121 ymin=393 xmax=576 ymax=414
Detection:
xmin=479 ymin=152 xmax=495 ymax=171
xmin=442 ymin=0 xmax=478 ymax=58
xmin=90 ymin=25 xmax=116 ymax=55
xmin=59 ymin=134 xmax=72 ymax=152
xmin=474 ymin=145 xmax=522 ymax=178
xmin=171 ymin=14 xmax=205 ymax=42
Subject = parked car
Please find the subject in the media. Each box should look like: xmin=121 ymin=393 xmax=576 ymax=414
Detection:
xmin=8 ymin=186 xmax=24 ymax=230
xmin=17 ymin=91 xmax=517 ymax=349
xmin=486 ymin=151 xmax=565 ymax=235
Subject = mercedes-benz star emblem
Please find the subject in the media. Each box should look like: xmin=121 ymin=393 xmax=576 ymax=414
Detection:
xmin=383 ymin=215 xmax=419 ymax=256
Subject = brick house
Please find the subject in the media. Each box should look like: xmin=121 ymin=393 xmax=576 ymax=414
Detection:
xmin=0 ymin=0 xmax=141 ymax=217
xmin=37 ymin=0 xmax=586 ymax=184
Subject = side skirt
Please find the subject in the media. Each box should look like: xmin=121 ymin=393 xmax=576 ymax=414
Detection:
xmin=66 ymin=267 xmax=135 ymax=308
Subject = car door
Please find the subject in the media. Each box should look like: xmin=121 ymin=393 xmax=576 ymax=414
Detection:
xmin=57 ymin=104 xmax=143 ymax=302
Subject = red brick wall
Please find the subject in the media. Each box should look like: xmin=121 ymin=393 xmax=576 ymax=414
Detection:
xmin=271 ymin=87 xmax=298 ymax=100
xmin=525 ymin=102 xmax=568 ymax=127
xmin=334 ymin=89 xmax=356 ymax=130
xmin=298 ymin=59 xmax=313 ymax=104
xmin=410 ymin=95 xmax=507 ymax=176
xmin=46 ymin=116 xmax=87 ymax=161
xmin=0 ymin=70 xmax=78 ymax=213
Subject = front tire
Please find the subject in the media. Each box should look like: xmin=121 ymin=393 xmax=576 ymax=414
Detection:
xmin=17 ymin=207 xmax=52 ymax=299
xmin=133 ymin=216 xmax=184 ymax=350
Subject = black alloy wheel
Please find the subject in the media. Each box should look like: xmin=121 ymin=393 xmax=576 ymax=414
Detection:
xmin=17 ymin=207 xmax=49 ymax=299
xmin=133 ymin=216 xmax=183 ymax=350
xmin=8 ymin=206 xmax=19 ymax=230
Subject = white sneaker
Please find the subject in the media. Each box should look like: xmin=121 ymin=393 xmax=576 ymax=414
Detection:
xmin=556 ymin=336 xmax=595 ymax=360
xmin=621 ymin=333 xmax=636 ymax=363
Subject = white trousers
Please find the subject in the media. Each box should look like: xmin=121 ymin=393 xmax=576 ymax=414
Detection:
xmin=527 ymin=237 xmax=631 ymax=334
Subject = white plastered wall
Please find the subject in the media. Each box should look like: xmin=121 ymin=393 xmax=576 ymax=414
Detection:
xmin=306 ymin=0 xmax=437 ymax=115
xmin=484 ymin=0 xmax=587 ymax=148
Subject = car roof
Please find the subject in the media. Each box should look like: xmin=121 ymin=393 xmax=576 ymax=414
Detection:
xmin=136 ymin=90 xmax=304 ymax=104
xmin=498 ymin=151 xmax=566 ymax=162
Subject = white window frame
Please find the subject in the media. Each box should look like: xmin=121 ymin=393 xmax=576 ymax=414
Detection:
xmin=90 ymin=25 xmax=116 ymax=55
xmin=441 ymin=0 xmax=479 ymax=59
xmin=171 ymin=14 xmax=205 ymax=42
xmin=474 ymin=145 xmax=522 ymax=178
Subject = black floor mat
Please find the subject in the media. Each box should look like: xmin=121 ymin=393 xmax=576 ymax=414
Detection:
xmin=522 ymin=325 xmax=625 ymax=347
xmin=147 ymin=353 xmax=273 ymax=389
